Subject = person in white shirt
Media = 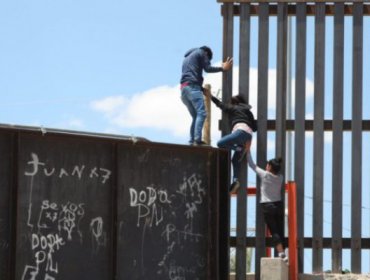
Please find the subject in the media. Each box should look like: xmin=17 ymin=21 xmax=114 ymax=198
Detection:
xmin=247 ymin=151 xmax=288 ymax=263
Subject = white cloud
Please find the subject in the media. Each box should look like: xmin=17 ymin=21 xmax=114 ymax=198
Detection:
xmin=91 ymin=85 xmax=189 ymax=137
xmin=90 ymin=96 xmax=127 ymax=117
xmin=90 ymin=66 xmax=315 ymax=147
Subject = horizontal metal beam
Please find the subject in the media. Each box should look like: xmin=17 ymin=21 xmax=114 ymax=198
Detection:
xmin=219 ymin=0 xmax=368 ymax=3
xmin=0 ymin=123 xmax=149 ymax=142
xmin=221 ymin=3 xmax=370 ymax=16
xmin=230 ymin=237 xmax=370 ymax=249
xmin=267 ymin=120 xmax=370 ymax=131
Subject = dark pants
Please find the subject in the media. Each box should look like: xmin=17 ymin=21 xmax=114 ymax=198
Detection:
xmin=262 ymin=201 xmax=285 ymax=248
xmin=217 ymin=129 xmax=252 ymax=180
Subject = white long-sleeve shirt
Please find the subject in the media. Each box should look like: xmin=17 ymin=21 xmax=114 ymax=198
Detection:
xmin=247 ymin=153 xmax=283 ymax=203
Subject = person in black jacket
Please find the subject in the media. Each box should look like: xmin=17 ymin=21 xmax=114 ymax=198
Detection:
xmin=206 ymin=92 xmax=257 ymax=193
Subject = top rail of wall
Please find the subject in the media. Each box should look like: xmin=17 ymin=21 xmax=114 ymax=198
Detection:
xmin=218 ymin=0 xmax=369 ymax=3
xmin=218 ymin=0 xmax=370 ymax=15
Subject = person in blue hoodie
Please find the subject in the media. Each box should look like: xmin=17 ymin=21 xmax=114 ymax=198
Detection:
xmin=180 ymin=46 xmax=233 ymax=146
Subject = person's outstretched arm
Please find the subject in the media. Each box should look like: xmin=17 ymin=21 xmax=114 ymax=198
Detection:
xmin=247 ymin=152 xmax=267 ymax=178
xmin=203 ymin=57 xmax=233 ymax=73
xmin=203 ymin=90 xmax=232 ymax=112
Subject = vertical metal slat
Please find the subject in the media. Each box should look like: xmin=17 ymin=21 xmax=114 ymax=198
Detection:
xmin=221 ymin=3 xmax=234 ymax=279
xmin=332 ymin=2 xmax=344 ymax=274
xmin=351 ymin=2 xmax=363 ymax=274
xmin=294 ymin=2 xmax=307 ymax=273
xmin=235 ymin=3 xmax=250 ymax=280
xmin=221 ymin=3 xmax=234 ymax=137
xmin=276 ymin=3 xmax=288 ymax=261
xmin=276 ymin=3 xmax=288 ymax=163
xmin=312 ymin=2 xmax=325 ymax=273
xmin=255 ymin=3 xmax=269 ymax=280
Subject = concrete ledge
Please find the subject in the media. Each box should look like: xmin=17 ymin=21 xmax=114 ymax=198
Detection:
xmin=261 ymin=257 xmax=289 ymax=280
xmin=299 ymin=274 xmax=370 ymax=280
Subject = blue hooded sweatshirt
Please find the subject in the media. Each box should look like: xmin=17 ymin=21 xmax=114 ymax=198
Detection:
xmin=180 ymin=48 xmax=223 ymax=86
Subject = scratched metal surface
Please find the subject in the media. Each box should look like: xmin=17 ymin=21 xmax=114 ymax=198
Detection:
xmin=116 ymin=143 xmax=223 ymax=280
xmin=16 ymin=133 xmax=115 ymax=280
xmin=0 ymin=126 xmax=228 ymax=280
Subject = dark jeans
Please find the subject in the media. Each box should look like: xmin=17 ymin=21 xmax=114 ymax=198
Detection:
xmin=181 ymin=84 xmax=207 ymax=144
xmin=217 ymin=129 xmax=252 ymax=180
xmin=262 ymin=201 xmax=285 ymax=248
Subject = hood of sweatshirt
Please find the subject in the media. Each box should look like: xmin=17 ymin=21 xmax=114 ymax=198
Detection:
xmin=184 ymin=48 xmax=198 ymax=57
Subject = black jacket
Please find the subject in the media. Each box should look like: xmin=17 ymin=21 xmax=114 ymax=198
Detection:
xmin=211 ymin=96 xmax=257 ymax=132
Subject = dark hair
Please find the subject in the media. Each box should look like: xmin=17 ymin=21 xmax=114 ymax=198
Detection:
xmin=268 ymin=157 xmax=283 ymax=174
xmin=231 ymin=95 xmax=246 ymax=105
xmin=200 ymin=46 xmax=213 ymax=60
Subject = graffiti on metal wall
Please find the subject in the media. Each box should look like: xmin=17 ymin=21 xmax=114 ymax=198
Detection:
xmin=126 ymin=172 xmax=207 ymax=280
xmin=21 ymin=152 xmax=111 ymax=280
xmin=24 ymin=153 xmax=111 ymax=184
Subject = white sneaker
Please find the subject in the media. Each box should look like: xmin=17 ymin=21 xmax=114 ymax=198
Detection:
xmin=279 ymin=253 xmax=288 ymax=264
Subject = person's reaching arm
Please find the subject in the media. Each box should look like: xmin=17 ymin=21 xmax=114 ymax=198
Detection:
xmin=203 ymin=57 xmax=233 ymax=73
xmin=203 ymin=91 xmax=232 ymax=112
xmin=247 ymin=152 xmax=267 ymax=179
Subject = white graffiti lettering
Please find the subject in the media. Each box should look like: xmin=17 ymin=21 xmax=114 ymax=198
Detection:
xmin=129 ymin=186 xmax=171 ymax=227
xmin=90 ymin=217 xmax=107 ymax=254
xmin=24 ymin=153 xmax=112 ymax=184
xmin=161 ymin=224 xmax=203 ymax=244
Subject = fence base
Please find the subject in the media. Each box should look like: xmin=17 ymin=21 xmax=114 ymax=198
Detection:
xmin=299 ymin=274 xmax=370 ymax=280
xmin=261 ymin=258 xmax=289 ymax=280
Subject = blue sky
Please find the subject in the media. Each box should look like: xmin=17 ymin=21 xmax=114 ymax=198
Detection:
xmin=0 ymin=0 xmax=369 ymax=274
xmin=0 ymin=0 xmax=224 ymax=143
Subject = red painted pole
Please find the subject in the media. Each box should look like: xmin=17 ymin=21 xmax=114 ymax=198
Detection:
xmin=232 ymin=183 xmax=298 ymax=279
xmin=287 ymin=181 xmax=298 ymax=280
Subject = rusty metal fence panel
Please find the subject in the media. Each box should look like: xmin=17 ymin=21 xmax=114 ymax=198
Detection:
xmin=16 ymin=134 xmax=115 ymax=280
xmin=219 ymin=0 xmax=369 ymax=278
xmin=0 ymin=125 xmax=229 ymax=280
xmin=117 ymin=143 xmax=220 ymax=279
xmin=0 ymin=132 xmax=14 ymax=280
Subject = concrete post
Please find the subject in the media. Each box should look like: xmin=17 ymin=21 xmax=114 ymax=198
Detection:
xmin=261 ymin=258 xmax=289 ymax=280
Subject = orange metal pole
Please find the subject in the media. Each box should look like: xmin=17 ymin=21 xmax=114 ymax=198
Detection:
xmin=232 ymin=183 xmax=298 ymax=280
xmin=287 ymin=181 xmax=298 ymax=280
